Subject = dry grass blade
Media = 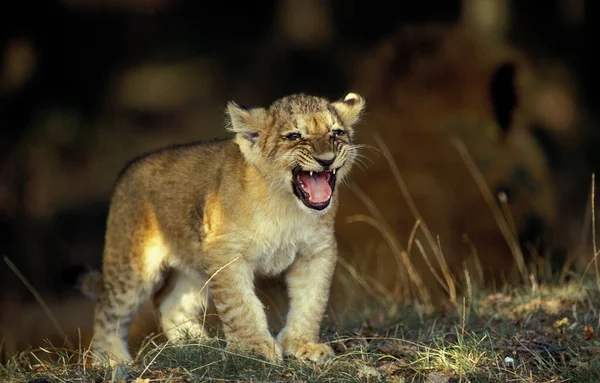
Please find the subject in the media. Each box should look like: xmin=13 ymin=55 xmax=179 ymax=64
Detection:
xmin=593 ymin=173 xmax=600 ymax=289
xmin=348 ymin=182 xmax=411 ymax=300
xmin=581 ymin=173 xmax=600 ymax=290
xmin=373 ymin=134 xmax=443 ymax=267
xmin=139 ymin=339 xmax=170 ymax=377
xmin=406 ymin=219 xmax=421 ymax=260
xmin=434 ymin=236 xmax=457 ymax=305
xmin=463 ymin=263 xmax=473 ymax=311
xmin=3 ymin=256 xmax=73 ymax=350
xmin=157 ymin=256 xmax=240 ymax=338
xmin=348 ymin=182 xmax=390 ymax=227
xmin=498 ymin=192 xmax=518 ymax=239
xmin=346 ymin=214 xmax=431 ymax=306
xmin=336 ymin=257 xmax=395 ymax=309
xmin=461 ymin=234 xmax=485 ymax=287
xmin=451 ymin=138 xmax=529 ymax=284
xmin=414 ymin=239 xmax=451 ymax=297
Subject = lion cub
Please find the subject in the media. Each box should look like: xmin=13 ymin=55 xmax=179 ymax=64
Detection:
xmin=88 ymin=93 xmax=365 ymax=364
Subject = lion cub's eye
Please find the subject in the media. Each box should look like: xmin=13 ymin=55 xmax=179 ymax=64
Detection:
xmin=284 ymin=132 xmax=301 ymax=141
xmin=332 ymin=129 xmax=346 ymax=137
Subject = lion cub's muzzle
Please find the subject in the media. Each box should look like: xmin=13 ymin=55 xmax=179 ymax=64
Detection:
xmin=291 ymin=165 xmax=338 ymax=211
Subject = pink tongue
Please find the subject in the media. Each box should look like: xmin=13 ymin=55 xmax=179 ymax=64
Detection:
xmin=299 ymin=172 xmax=332 ymax=203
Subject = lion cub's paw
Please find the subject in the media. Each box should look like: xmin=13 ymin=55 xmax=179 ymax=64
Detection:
xmin=278 ymin=335 xmax=335 ymax=364
xmin=228 ymin=337 xmax=283 ymax=363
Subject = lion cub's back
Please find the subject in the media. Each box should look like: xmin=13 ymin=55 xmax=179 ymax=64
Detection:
xmin=116 ymin=138 xmax=235 ymax=192
xmin=107 ymin=138 xmax=239 ymax=244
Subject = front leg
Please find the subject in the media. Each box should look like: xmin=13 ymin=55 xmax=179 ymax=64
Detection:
xmin=207 ymin=254 xmax=282 ymax=362
xmin=277 ymin=239 xmax=337 ymax=364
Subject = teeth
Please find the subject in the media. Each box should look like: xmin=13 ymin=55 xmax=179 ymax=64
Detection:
xmin=332 ymin=169 xmax=336 ymax=175
xmin=310 ymin=171 xmax=313 ymax=176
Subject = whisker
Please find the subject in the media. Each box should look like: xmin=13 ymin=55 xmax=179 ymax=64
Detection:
xmin=347 ymin=150 xmax=371 ymax=168
xmin=347 ymin=143 xmax=374 ymax=150
xmin=347 ymin=144 xmax=375 ymax=154
xmin=349 ymin=152 xmax=374 ymax=165
xmin=349 ymin=159 xmax=369 ymax=174
xmin=349 ymin=144 xmax=381 ymax=158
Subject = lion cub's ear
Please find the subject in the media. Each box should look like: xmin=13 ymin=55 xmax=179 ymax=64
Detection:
xmin=331 ymin=93 xmax=365 ymax=126
xmin=227 ymin=101 xmax=267 ymax=164
xmin=227 ymin=101 xmax=267 ymax=144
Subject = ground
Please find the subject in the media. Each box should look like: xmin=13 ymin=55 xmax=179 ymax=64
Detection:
xmin=3 ymin=275 xmax=600 ymax=383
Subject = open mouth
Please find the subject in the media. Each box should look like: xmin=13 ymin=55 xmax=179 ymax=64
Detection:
xmin=292 ymin=166 xmax=338 ymax=211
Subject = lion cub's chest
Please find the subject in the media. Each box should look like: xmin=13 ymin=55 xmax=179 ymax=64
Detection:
xmin=249 ymin=214 xmax=317 ymax=276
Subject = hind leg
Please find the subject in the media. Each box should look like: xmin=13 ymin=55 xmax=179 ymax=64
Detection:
xmin=92 ymin=277 xmax=150 ymax=362
xmin=92 ymin=201 xmax=167 ymax=362
xmin=92 ymin=247 xmax=164 ymax=363
xmin=159 ymin=269 xmax=211 ymax=342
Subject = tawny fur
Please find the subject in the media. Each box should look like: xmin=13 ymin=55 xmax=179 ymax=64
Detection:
xmin=86 ymin=93 xmax=365 ymax=364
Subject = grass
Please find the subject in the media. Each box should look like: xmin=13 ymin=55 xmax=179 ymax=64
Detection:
xmin=3 ymin=277 xmax=600 ymax=382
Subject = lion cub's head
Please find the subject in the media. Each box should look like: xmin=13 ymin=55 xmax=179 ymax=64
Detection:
xmin=227 ymin=93 xmax=365 ymax=212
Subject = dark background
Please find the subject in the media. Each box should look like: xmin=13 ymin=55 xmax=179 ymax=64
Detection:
xmin=1 ymin=0 xmax=598 ymax=357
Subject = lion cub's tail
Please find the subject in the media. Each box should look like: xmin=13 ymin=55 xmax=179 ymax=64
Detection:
xmin=78 ymin=270 xmax=104 ymax=300
xmin=63 ymin=265 xmax=104 ymax=300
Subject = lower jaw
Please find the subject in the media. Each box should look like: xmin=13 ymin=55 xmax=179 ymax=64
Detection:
xmin=292 ymin=184 xmax=332 ymax=211
xmin=302 ymin=198 xmax=331 ymax=211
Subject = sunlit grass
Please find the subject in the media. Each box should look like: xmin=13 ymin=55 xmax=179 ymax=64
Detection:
xmin=411 ymin=332 xmax=490 ymax=376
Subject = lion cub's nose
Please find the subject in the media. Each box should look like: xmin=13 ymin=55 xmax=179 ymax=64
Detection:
xmin=315 ymin=155 xmax=335 ymax=167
